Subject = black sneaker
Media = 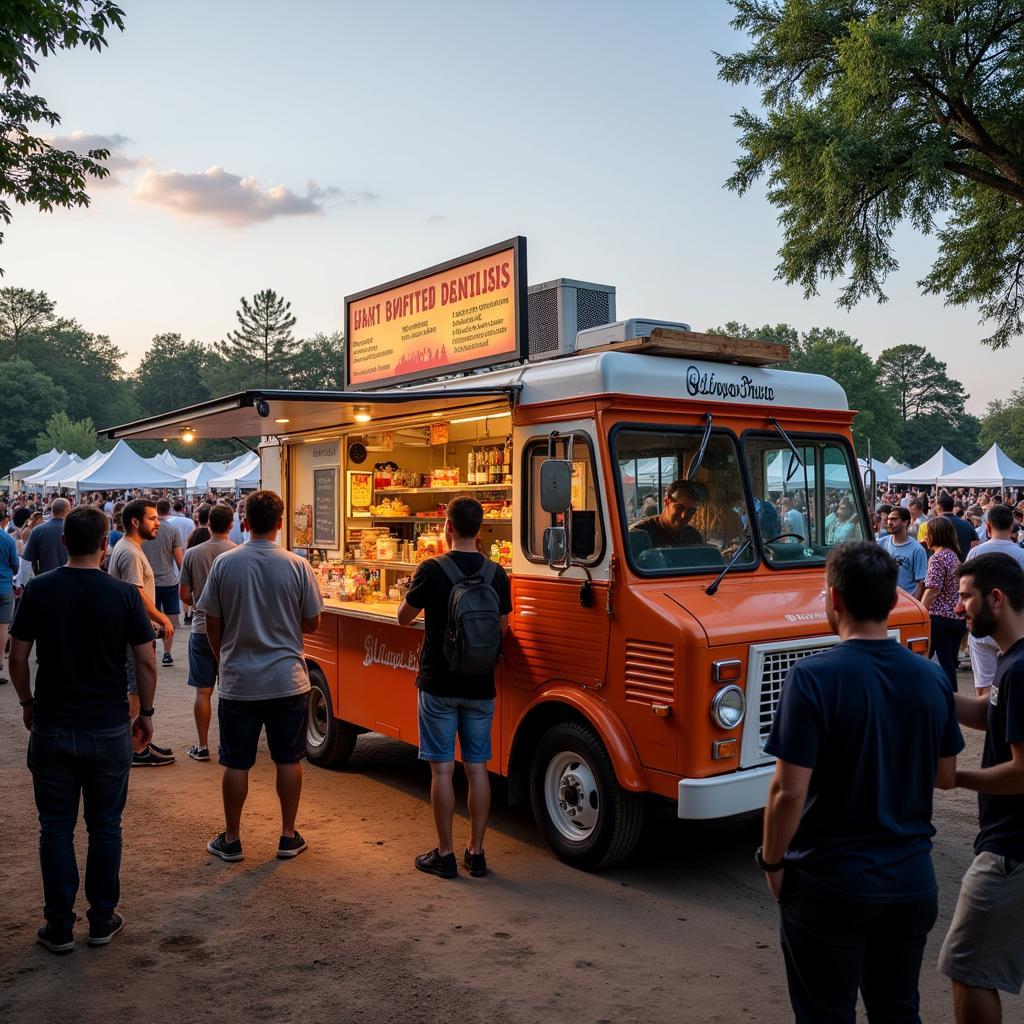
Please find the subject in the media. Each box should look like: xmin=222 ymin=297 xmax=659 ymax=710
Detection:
xmin=132 ymin=746 xmax=175 ymax=767
xmin=277 ymin=832 xmax=307 ymax=859
xmin=36 ymin=923 xmax=74 ymax=954
xmin=187 ymin=745 xmax=210 ymax=761
xmin=149 ymin=742 xmax=173 ymax=756
xmin=463 ymin=849 xmax=487 ymax=877
xmin=183 ymin=614 xmax=193 ymax=625
xmin=87 ymin=912 xmax=124 ymax=947
xmin=162 ymin=653 xmax=173 ymax=666
xmin=207 ymin=833 xmax=243 ymax=862
xmin=415 ymin=848 xmax=457 ymax=879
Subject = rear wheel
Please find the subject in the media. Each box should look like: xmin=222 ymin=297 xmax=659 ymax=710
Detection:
xmin=529 ymin=720 xmax=644 ymax=870
xmin=305 ymin=667 xmax=358 ymax=768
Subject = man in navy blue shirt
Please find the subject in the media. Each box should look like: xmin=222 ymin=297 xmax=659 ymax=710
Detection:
xmin=939 ymin=553 xmax=1024 ymax=1024
xmin=761 ymin=540 xmax=963 ymax=1023
xmin=22 ymin=496 xmax=70 ymax=574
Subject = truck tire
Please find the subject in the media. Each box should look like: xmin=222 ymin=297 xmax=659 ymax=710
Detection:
xmin=305 ymin=667 xmax=358 ymax=768
xmin=529 ymin=720 xmax=644 ymax=870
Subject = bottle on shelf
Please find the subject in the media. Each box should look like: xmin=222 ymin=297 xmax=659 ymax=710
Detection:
xmin=467 ymin=448 xmax=476 ymax=487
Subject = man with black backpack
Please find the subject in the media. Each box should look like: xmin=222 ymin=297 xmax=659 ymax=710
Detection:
xmin=398 ymin=496 xmax=512 ymax=879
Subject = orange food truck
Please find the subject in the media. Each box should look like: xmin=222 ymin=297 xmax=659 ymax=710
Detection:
xmin=107 ymin=238 xmax=930 ymax=869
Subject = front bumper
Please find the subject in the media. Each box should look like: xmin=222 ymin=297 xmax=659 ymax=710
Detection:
xmin=677 ymin=764 xmax=774 ymax=820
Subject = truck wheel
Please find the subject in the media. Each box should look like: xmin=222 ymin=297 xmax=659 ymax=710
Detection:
xmin=530 ymin=721 xmax=644 ymax=870
xmin=305 ymin=667 xmax=357 ymax=768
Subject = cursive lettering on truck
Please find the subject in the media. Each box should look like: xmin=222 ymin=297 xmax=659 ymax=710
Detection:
xmin=686 ymin=366 xmax=776 ymax=402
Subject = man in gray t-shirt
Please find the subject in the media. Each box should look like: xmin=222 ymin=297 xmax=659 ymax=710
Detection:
xmin=196 ymin=490 xmax=322 ymax=864
xmin=178 ymin=503 xmax=235 ymax=761
xmin=141 ymin=499 xmax=183 ymax=667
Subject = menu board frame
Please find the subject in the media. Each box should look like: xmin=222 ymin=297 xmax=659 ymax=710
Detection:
xmin=344 ymin=236 xmax=528 ymax=390
xmin=312 ymin=466 xmax=339 ymax=549
xmin=346 ymin=469 xmax=373 ymax=519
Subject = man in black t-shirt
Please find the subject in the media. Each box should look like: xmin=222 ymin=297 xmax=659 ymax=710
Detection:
xmin=940 ymin=553 xmax=1024 ymax=1022
xmin=9 ymin=506 xmax=156 ymax=955
xmin=629 ymin=479 xmax=705 ymax=548
xmin=938 ymin=492 xmax=979 ymax=561
xmin=397 ymin=496 xmax=511 ymax=880
xmin=762 ymin=541 xmax=962 ymax=1022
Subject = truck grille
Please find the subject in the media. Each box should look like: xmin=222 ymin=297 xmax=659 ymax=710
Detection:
xmin=757 ymin=644 xmax=834 ymax=743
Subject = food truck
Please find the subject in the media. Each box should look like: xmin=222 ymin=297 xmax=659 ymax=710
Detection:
xmin=107 ymin=238 xmax=930 ymax=869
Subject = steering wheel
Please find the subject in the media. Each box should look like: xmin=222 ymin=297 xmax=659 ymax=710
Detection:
xmin=765 ymin=533 xmax=804 ymax=544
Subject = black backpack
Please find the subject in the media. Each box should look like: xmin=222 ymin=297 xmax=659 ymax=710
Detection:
xmin=436 ymin=554 xmax=503 ymax=675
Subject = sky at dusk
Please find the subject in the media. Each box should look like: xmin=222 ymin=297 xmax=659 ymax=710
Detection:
xmin=9 ymin=0 xmax=1022 ymax=415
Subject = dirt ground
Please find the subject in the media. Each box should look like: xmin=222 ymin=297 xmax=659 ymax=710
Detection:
xmin=0 ymin=636 xmax=995 ymax=1024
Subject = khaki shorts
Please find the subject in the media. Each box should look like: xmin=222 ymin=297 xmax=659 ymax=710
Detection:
xmin=939 ymin=851 xmax=1024 ymax=994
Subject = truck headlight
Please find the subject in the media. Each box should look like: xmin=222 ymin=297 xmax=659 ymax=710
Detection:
xmin=710 ymin=685 xmax=745 ymax=729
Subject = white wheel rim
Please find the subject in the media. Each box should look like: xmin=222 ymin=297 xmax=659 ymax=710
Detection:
xmin=307 ymin=686 xmax=329 ymax=749
xmin=544 ymin=750 xmax=600 ymax=843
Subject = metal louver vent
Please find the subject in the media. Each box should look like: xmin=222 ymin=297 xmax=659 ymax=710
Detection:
xmin=576 ymin=288 xmax=611 ymax=331
xmin=528 ymin=286 xmax=559 ymax=355
xmin=624 ymin=639 xmax=674 ymax=706
xmin=526 ymin=278 xmax=616 ymax=361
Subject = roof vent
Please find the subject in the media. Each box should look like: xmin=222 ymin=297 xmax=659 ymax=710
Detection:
xmin=526 ymin=279 xmax=616 ymax=361
xmin=575 ymin=319 xmax=693 ymax=352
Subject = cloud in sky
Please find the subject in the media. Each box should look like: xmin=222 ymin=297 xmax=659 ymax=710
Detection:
xmin=427 ymin=213 xmax=447 ymax=223
xmin=134 ymin=165 xmax=378 ymax=225
xmin=46 ymin=131 xmax=147 ymax=187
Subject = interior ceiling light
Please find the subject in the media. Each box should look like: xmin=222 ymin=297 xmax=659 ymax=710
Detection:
xmin=274 ymin=418 xmax=290 ymax=424
xmin=353 ymin=406 xmax=372 ymax=424
xmin=180 ymin=427 xmax=196 ymax=444
xmin=450 ymin=411 xmax=512 ymax=425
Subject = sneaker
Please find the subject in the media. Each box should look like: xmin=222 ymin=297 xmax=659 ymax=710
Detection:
xmin=187 ymin=745 xmax=210 ymax=761
xmin=277 ymin=832 xmax=307 ymax=859
xmin=183 ymin=614 xmax=193 ymax=625
xmin=87 ymin=912 xmax=124 ymax=947
xmin=415 ymin=848 xmax=457 ymax=879
xmin=0 ymin=675 xmax=8 ymax=685
xmin=207 ymin=833 xmax=243 ymax=862
xmin=463 ymin=849 xmax=487 ymax=878
xmin=131 ymin=746 xmax=175 ymax=767
xmin=149 ymin=742 xmax=173 ymax=756
xmin=162 ymin=653 xmax=173 ymax=666
xmin=36 ymin=923 xmax=74 ymax=954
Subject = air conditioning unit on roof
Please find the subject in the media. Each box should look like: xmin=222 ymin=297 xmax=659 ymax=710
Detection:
xmin=526 ymin=279 xmax=616 ymax=361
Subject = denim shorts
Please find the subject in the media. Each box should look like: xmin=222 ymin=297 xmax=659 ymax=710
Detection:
xmin=0 ymin=590 xmax=14 ymax=625
xmin=155 ymin=584 xmax=180 ymax=616
xmin=187 ymin=632 xmax=218 ymax=688
xmin=417 ymin=691 xmax=495 ymax=764
xmin=218 ymin=692 xmax=310 ymax=770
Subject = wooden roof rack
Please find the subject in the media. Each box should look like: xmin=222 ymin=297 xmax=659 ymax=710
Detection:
xmin=575 ymin=327 xmax=789 ymax=367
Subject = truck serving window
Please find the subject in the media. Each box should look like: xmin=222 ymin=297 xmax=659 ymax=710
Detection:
xmin=742 ymin=434 xmax=867 ymax=566
xmin=613 ymin=428 xmax=757 ymax=575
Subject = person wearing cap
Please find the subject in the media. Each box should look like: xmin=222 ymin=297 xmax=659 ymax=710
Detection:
xmin=630 ymin=479 xmax=706 ymax=548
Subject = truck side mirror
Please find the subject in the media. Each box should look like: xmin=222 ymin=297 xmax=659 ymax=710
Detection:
xmin=540 ymin=460 xmax=572 ymax=514
xmin=543 ymin=526 xmax=567 ymax=566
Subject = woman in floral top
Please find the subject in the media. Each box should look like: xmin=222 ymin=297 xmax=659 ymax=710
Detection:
xmin=921 ymin=514 xmax=965 ymax=690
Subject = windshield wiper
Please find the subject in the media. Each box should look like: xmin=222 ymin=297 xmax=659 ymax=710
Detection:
xmin=686 ymin=413 xmax=713 ymax=480
xmin=769 ymin=417 xmax=803 ymax=482
xmin=705 ymin=536 xmax=754 ymax=596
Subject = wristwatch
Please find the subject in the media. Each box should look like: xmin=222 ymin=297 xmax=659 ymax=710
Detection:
xmin=755 ymin=846 xmax=786 ymax=872
xmin=139 ymin=706 xmax=155 ymax=717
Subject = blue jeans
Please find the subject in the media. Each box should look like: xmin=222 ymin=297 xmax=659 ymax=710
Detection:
xmin=417 ymin=691 xmax=495 ymax=763
xmin=27 ymin=723 xmax=133 ymax=928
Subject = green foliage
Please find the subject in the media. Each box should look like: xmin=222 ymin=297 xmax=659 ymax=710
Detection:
xmin=980 ymin=387 xmax=1024 ymax=466
xmin=217 ymin=289 xmax=299 ymax=389
xmin=134 ymin=332 xmax=211 ymax=416
xmin=35 ymin=410 xmax=97 ymax=456
xmin=876 ymin=343 xmax=968 ymax=421
xmin=898 ymin=410 xmax=982 ymax=466
xmin=0 ymin=357 xmax=66 ymax=468
xmin=290 ymin=331 xmax=345 ymax=390
xmin=718 ymin=1 xmax=1024 ymax=347
xmin=0 ymin=2 xmax=125 ymax=266
xmin=0 ymin=287 xmax=55 ymax=352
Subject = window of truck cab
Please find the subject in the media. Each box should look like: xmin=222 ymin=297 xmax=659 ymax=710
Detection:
xmin=741 ymin=431 xmax=868 ymax=568
xmin=612 ymin=425 xmax=758 ymax=576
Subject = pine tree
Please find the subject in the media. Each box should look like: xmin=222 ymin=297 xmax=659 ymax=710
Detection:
xmin=220 ymin=289 xmax=298 ymax=388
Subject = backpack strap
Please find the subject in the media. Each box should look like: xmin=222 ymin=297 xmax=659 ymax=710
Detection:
xmin=435 ymin=553 xmax=467 ymax=585
xmin=478 ymin=558 xmax=498 ymax=586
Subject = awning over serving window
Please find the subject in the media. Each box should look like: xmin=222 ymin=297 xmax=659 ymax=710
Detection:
xmin=102 ymin=385 xmax=521 ymax=443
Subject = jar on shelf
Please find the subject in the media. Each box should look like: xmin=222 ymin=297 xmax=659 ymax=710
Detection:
xmin=376 ymin=535 xmax=398 ymax=561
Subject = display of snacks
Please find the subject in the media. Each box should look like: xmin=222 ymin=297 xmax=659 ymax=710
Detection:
xmin=416 ymin=530 xmax=447 ymax=561
xmin=375 ymin=535 xmax=398 ymax=561
xmin=429 ymin=467 xmax=459 ymax=488
xmin=490 ymin=540 xmax=513 ymax=569
xmin=387 ymin=469 xmax=422 ymax=488
xmin=368 ymin=497 xmax=411 ymax=517
xmin=482 ymin=501 xmax=512 ymax=519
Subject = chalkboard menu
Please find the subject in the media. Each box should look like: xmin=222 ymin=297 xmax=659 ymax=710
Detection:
xmin=313 ymin=467 xmax=338 ymax=548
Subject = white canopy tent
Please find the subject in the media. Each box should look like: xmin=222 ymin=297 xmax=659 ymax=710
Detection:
xmin=11 ymin=448 xmax=60 ymax=483
xmin=936 ymin=444 xmax=1024 ymax=489
xmin=888 ymin=448 xmax=968 ymax=487
xmin=885 ymin=456 xmax=911 ymax=474
xmin=208 ymin=453 xmax=260 ymax=491
xmin=23 ymin=452 xmax=81 ymax=488
xmin=858 ymin=459 xmax=891 ymax=484
xmin=56 ymin=450 xmax=107 ymax=489
xmin=149 ymin=449 xmax=199 ymax=473
xmin=765 ymin=450 xmax=854 ymax=491
xmin=65 ymin=440 xmax=187 ymax=492
xmin=183 ymin=461 xmax=229 ymax=493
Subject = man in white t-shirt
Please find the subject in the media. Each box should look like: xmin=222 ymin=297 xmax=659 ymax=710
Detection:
xmin=965 ymin=503 xmax=1024 ymax=697
xmin=877 ymin=507 xmax=928 ymax=600
xmin=167 ymin=499 xmax=195 ymax=549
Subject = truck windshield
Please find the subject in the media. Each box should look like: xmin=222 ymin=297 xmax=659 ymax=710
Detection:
xmin=742 ymin=433 xmax=867 ymax=566
xmin=614 ymin=428 xmax=758 ymax=574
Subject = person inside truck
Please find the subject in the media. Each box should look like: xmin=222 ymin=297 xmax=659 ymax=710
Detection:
xmin=630 ymin=480 xmax=705 ymax=548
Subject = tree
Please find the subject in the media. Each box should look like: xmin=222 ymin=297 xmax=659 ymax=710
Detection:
xmin=218 ymin=289 xmax=299 ymax=388
xmin=980 ymin=387 xmax=1024 ymax=466
xmin=35 ymin=410 xmax=97 ymax=456
xmin=290 ymin=331 xmax=345 ymax=390
xmin=0 ymin=287 xmax=55 ymax=353
xmin=134 ymin=332 xmax=211 ymax=416
xmin=876 ymin=344 xmax=968 ymax=421
xmin=899 ymin=411 xmax=982 ymax=467
xmin=718 ymin=1 xmax=1024 ymax=347
xmin=0 ymin=357 xmax=66 ymax=469
xmin=0 ymin=2 xmax=124 ymax=267
xmin=706 ymin=321 xmax=799 ymax=354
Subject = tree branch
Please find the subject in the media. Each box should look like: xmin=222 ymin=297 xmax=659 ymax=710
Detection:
xmin=942 ymin=160 xmax=1024 ymax=203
